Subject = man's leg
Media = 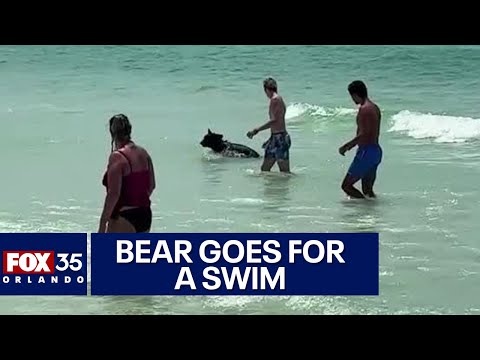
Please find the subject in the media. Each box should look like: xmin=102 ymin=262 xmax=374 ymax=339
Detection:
xmin=361 ymin=167 xmax=377 ymax=198
xmin=341 ymin=174 xmax=365 ymax=199
xmin=276 ymin=133 xmax=291 ymax=173
xmin=343 ymin=150 xmax=366 ymax=199
xmin=261 ymin=158 xmax=276 ymax=172
xmin=277 ymin=160 xmax=290 ymax=173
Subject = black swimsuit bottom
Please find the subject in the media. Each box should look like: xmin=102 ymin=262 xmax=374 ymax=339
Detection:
xmin=117 ymin=207 xmax=152 ymax=233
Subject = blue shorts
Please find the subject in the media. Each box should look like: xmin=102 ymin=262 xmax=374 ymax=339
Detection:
xmin=263 ymin=132 xmax=291 ymax=160
xmin=348 ymin=144 xmax=383 ymax=179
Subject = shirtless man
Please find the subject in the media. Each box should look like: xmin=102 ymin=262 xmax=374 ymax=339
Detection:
xmin=339 ymin=80 xmax=382 ymax=199
xmin=247 ymin=77 xmax=291 ymax=173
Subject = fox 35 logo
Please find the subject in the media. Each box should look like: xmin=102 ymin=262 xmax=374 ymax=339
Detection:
xmin=2 ymin=251 xmax=85 ymax=285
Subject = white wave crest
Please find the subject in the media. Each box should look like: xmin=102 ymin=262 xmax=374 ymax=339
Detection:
xmin=286 ymin=102 xmax=355 ymax=120
xmin=389 ymin=110 xmax=480 ymax=143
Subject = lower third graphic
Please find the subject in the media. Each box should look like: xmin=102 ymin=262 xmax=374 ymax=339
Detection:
xmin=0 ymin=233 xmax=88 ymax=296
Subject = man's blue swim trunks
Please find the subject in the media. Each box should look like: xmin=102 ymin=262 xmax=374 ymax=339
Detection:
xmin=263 ymin=132 xmax=291 ymax=160
xmin=348 ymin=144 xmax=383 ymax=179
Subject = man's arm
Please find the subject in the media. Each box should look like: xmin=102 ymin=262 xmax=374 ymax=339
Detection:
xmin=248 ymin=97 xmax=282 ymax=138
xmin=340 ymin=107 xmax=373 ymax=154
xmin=98 ymin=153 xmax=123 ymax=233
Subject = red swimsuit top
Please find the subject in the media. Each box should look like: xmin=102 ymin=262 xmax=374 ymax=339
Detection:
xmin=102 ymin=149 xmax=152 ymax=215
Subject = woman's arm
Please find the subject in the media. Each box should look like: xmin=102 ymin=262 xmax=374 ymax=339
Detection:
xmin=147 ymin=154 xmax=156 ymax=196
xmin=98 ymin=152 xmax=123 ymax=233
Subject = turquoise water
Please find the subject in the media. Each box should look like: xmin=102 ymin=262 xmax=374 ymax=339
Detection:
xmin=1 ymin=45 xmax=480 ymax=314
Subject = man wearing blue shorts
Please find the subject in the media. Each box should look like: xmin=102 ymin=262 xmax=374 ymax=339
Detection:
xmin=339 ymin=80 xmax=383 ymax=199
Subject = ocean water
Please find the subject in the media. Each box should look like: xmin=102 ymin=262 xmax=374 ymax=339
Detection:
xmin=1 ymin=45 xmax=480 ymax=315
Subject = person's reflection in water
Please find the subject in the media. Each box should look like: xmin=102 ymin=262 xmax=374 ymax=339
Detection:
xmin=260 ymin=173 xmax=294 ymax=224
xmin=339 ymin=198 xmax=383 ymax=233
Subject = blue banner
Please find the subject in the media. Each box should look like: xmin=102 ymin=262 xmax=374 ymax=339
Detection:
xmin=0 ymin=233 xmax=88 ymax=296
xmin=91 ymin=233 xmax=379 ymax=296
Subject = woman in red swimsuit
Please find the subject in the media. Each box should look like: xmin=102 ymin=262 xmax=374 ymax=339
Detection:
xmin=98 ymin=114 xmax=156 ymax=233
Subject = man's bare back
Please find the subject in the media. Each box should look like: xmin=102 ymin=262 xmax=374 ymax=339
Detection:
xmin=356 ymin=100 xmax=381 ymax=146
xmin=269 ymin=94 xmax=287 ymax=134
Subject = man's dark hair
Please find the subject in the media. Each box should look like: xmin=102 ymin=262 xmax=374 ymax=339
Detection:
xmin=263 ymin=77 xmax=278 ymax=92
xmin=348 ymin=80 xmax=368 ymax=98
